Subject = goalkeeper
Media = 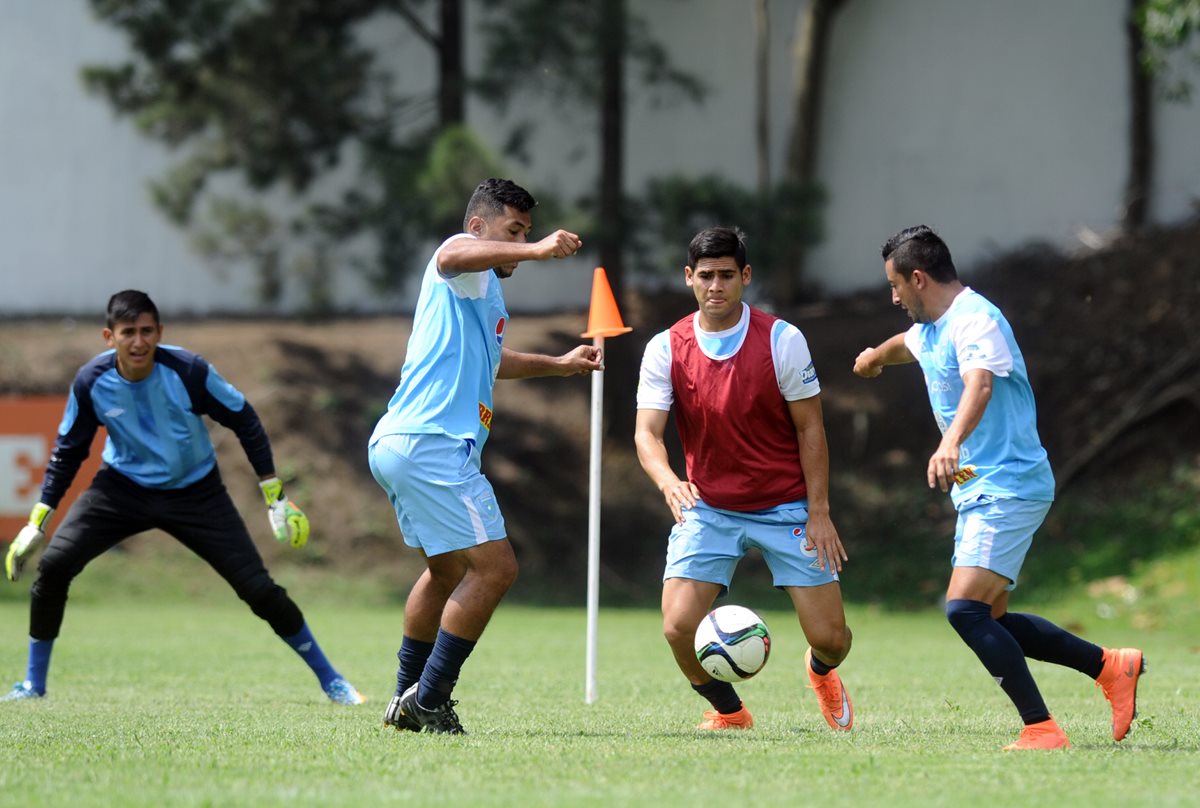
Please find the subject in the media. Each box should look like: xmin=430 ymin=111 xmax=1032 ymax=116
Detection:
xmin=3 ymin=290 xmax=365 ymax=706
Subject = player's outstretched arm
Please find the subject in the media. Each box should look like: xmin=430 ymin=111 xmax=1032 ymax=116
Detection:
xmin=438 ymin=230 xmax=583 ymax=273
xmin=853 ymin=333 xmax=915 ymax=378
xmin=635 ymin=408 xmax=698 ymax=525
xmin=497 ymin=345 xmax=602 ymax=379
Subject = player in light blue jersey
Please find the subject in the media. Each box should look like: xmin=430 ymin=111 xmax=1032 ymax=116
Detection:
xmin=372 ymin=179 xmax=602 ymax=734
xmin=854 ymin=225 xmax=1145 ymax=750
xmin=3 ymin=291 xmax=365 ymax=706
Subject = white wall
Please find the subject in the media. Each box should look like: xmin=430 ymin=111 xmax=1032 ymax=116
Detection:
xmin=2 ymin=0 xmax=1198 ymax=313
xmin=808 ymin=0 xmax=1200 ymax=292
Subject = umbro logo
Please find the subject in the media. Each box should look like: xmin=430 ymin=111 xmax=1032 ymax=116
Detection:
xmin=297 ymin=642 xmax=313 ymax=653
xmin=104 ymin=408 xmax=125 ymax=418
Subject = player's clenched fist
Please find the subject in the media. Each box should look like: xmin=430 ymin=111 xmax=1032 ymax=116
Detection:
xmin=536 ymin=229 xmax=582 ymax=260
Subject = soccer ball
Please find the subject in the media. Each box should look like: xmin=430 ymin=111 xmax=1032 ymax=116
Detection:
xmin=694 ymin=605 xmax=771 ymax=682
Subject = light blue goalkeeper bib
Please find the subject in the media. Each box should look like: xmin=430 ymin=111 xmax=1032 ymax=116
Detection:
xmin=370 ymin=234 xmax=508 ymax=454
xmin=905 ymin=288 xmax=1055 ymax=509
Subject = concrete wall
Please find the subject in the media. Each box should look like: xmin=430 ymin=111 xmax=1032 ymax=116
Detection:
xmin=1 ymin=0 xmax=1197 ymax=314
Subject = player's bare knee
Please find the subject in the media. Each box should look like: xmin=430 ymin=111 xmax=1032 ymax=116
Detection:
xmin=811 ymin=623 xmax=852 ymax=664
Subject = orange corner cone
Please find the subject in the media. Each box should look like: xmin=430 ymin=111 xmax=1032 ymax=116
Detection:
xmin=581 ymin=267 xmax=633 ymax=339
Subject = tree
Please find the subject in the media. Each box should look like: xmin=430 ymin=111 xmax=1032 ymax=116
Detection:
xmin=474 ymin=0 xmax=704 ymax=306
xmin=779 ymin=0 xmax=847 ymax=303
xmin=1122 ymin=0 xmax=1199 ymax=232
xmin=82 ymin=0 xmax=475 ymax=310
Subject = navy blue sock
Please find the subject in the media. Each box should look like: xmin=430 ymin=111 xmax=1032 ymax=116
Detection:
xmin=417 ymin=629 xmax=477 ymax=709
xmin=692 ymin=679 xmax=742 ymax=714
xmin=997 ymin=612 xmax=1105 ymax=679
xmin=395 ymin=636 xmax=435 ymax=697
xmin=809 ymin=652 xmax=836 ymax=676
xmin=282 ymin=624 xmax=340 ymax=689
xmin=946 ymin=599 xmax=1050 ymax=725
xmin=26 ymin=637 xmax=54 ymax=695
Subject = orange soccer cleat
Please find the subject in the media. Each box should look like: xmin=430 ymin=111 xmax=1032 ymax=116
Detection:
xmin=697 ymin=706 xmax=754 ymax=731
xmin=805 ymin=648 xmax=854 ymax=731
xmin=1096 ymin=647 xmax=1146 ymax=742
xmin=1003 ymin=716 xmax=1071 ymax=750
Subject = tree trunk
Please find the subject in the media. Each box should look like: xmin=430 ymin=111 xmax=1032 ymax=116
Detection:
xmin=782 ymin=0 xmax=843 ymax=303
xmin=755 ymin=0 xmax=771 ymax=196
xmin=439 ymin=0 xmax=465 ymax=127
xmin=599 ymin=0 xmax=626 ymax=304
xmin=1122 ymin=0 xmax=1152 ymax=231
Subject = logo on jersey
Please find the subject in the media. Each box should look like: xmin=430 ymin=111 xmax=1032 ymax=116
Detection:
xmin=104 ymin=408 xmax=125 ymax=418
xmin=791 ymin=527 xmax=804 ymax=540
xmin=495 ymin=317 xmax=506 ymax=347
xmin=952 ymin=465 xmax=978 ymax=486
xmin=479 ymin=402 xmax=493 ymax=431
xmin=801 ymin=362 xmax=817 ymax=385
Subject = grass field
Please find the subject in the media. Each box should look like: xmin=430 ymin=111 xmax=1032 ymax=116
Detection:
xmin=1 ymin=566 xmax=1197 ymax=808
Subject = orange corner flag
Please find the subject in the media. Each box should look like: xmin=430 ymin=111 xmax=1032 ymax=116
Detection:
xmin=581 ymin=267 xmax=633 ymax=339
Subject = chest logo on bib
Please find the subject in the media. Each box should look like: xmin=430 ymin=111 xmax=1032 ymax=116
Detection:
xmin=495 ymin=317 xmax=506 ymax=346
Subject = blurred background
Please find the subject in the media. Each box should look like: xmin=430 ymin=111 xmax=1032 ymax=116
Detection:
xmin=1 ymin=0 xmax=1197 ymax=615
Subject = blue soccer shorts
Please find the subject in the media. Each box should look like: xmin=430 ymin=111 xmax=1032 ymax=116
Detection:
xmin=952 ymin=496 xmax=1052 ymax=590
xmin=662 ymin=499 xmax=839 ymax=590
xmin=368 ymin=432 xmax=507 ymax=556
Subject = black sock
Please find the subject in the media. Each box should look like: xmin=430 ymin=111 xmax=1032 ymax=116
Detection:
xmin=395 ymin=636 xmax=435 ymax=697
xmin=997 ymin=612 xmax=1105 ymax=679
xmin=946 ymin=599 xmax=1050 ymax=725
xmin=809 ymin=652 xmax=835 ymax=676
xmin=418 ymin=629 xmax=477 ymax=708
xmin=692 ymin=680 xmax=742 ymax=714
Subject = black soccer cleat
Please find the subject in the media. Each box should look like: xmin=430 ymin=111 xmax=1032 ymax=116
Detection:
xmin=397 ymin=683 xmax=466 ymax=735
xmin=383 ymin=694 xmax=421 ymax=732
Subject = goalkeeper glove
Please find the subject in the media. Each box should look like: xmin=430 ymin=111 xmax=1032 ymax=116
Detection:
xmin=6 ymin=503 xmax=53 ymax=583
xmin=259 ymin=477 xmax=310 ymax=549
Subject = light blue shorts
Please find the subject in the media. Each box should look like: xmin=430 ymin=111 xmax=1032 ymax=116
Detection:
xmin=952 ymin=496 xmax=1052 ymax=590
xmin=368 ymin=432 xmax=507 ymax=557
xmin=663 ymin=499 xmax=838 ymax=591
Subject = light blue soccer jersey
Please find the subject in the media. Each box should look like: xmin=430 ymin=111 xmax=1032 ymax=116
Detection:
xmin=904 ymin=288 xmax=1055 ymax=509
xmin=41 ymin=344 xmax=273 ymax=505
xmin=370 ymin=234 xmax=509 ymax=454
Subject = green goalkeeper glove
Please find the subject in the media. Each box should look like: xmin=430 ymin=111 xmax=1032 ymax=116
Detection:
xmin=259 ymin=477 xmax=310 ymax=549
xmin=6 ymin=503 xmax=53 ymax=582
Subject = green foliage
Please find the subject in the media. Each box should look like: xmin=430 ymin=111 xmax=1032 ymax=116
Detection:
xmin=1 ymin=600 xmax=1196 ymax=806
xmin=1138 ymin=0 xmax=1200 ymax=100
xmin=474 ymin=0 xmax=705 ymax=113
xmin=630 ymin=174 xmax=825 ymax=299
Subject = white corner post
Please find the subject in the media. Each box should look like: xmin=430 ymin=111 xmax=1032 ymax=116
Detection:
xmin=585 ymin=335 xmax=605 ymax=704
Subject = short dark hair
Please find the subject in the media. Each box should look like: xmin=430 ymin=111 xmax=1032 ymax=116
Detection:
xmin=688 ymin=226 xmax=748 ymax=270
xmin=463 ymin=178 xmax=537 ymax=229
xmin=881 ymin=225 xmax=958 ymax=283
xmin=106 ymin=290 xmax=159 ymax=329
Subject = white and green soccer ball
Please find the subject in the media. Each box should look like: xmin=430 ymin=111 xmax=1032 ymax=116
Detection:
xmin=694 ymin=605 xmax=771 ymax=682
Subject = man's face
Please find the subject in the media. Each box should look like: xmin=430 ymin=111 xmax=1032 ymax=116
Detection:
xmin=473 ymin=205 xmax=533 ymax=278
xmin=885 ymin=258 xmax=928 ymax=323
xmin=103 ymin=312 xmax=163 ymax=381
xmin=685 ymin=256 xmax=750 ymax=329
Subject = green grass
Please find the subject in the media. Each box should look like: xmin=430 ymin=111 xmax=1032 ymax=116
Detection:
xmin=1 ymin=542 xmax=1198 ymax=807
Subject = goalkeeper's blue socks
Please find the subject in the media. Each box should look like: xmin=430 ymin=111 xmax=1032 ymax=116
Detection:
xmin=25 ymin=637 xmax=53 ymax=695
xmin=282 ymin=624 xmax=339 ymax=689
xmin=946 ymin=599 xmax=1050 ymax=725
xmin=395 ymin=636 xmax=435 ymax=697
xmin=416 ymin=629 xmax=476 ymax=708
